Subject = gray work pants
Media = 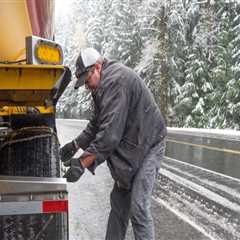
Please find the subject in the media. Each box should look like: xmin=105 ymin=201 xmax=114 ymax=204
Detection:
xmin=105 ymin=141 xmax=165 ymax=240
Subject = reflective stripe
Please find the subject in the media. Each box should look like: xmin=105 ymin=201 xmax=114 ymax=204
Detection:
xmin=0 ymin=200 xmax=68 ymax=216
xmin=43 ymin=200 xmax=68 ymax=213
xmin=0 ymin=201 xmax=42 ymax=216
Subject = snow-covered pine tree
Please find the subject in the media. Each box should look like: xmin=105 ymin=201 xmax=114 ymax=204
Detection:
xmin=55 ymin=0 xmax=91 ymax=118
xmin=136 ymin=0 xmax=175 ymax=124
xmin=208 ymin=0 xmax=240 ymax=129
xmin=229 ymin=1 xmax=240 ymax=129
xmin=174 ymin=0 xmax=217 ymax=128
xmin=104 ymin=0 xmax=142 ymax=68
xmin=168 ymin=1 xmax=198 ymax=126
xmin=85 ymin=0 xmax=115 ymax=54
xmin=55 ymin=0 xmax=240 ymax=129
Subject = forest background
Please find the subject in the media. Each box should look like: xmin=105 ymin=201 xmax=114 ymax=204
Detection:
xmin=56 ymin=0 xmax=240 ymax=130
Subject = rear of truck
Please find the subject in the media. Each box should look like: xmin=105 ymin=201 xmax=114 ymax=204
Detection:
xmin=0 ymin=1 xmax=70 ymax=239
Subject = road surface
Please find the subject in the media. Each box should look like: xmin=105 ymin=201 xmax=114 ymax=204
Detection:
xmin=57 ymin=119 xmax=240 ymax=240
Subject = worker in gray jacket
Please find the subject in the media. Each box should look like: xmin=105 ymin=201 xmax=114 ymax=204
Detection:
xmin=60 ymin=48 xmax=167 ymax=240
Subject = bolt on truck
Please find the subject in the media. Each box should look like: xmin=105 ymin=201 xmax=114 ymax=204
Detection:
xmin=0 ymin=1 xmax=70 ymax=239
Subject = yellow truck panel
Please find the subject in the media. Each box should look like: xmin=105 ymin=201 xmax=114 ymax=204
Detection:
xmin=0 ymin=0 xmax=32 ymax=61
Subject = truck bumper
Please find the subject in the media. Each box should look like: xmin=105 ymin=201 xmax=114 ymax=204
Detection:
xmin=0 ymin=176 xmax=69 ymax=240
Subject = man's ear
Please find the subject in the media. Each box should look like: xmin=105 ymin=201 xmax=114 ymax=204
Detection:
xmin=95 ymin=62 xmax=102 ymax=73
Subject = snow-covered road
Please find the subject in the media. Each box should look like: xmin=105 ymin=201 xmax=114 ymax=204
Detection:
xmin=57 ymin=119 xmax=240 ymax=240
xmin=57 ymin=119 xmax=113 ymax=240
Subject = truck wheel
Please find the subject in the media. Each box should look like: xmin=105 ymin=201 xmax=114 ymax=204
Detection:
xmin=0 ymin=126 xmax=66 ymax=239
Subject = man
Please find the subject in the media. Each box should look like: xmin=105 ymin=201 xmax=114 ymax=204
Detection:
xmin=60 ymin=48 xmax=167 ymax=240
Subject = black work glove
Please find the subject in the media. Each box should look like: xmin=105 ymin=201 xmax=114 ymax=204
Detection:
xmin=60 ymin=141 xmax=78 ymax=162
xmin=63 ymin=158 xmax=85 ymax=182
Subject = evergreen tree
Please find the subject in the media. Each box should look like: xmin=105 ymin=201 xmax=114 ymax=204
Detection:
xmin=174 ymin=0 xmax=218 ymax=128
xmin=137 ymin=0 xmax=174 ymax=123
xmin=55 ymin=0 xmax=91 ymax=118
xmin=55 ymin=0 xmax=240 ymax=129
xmin=208 ymin=0 xmax=240 ymax=129
xmin=103 ymin=1 xmax=142 ymax=68
xmin=229 ymin=2 xmax=240 ymax=129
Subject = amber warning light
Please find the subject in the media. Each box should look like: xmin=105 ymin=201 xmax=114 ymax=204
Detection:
xmin=26 ymin=36 xmax=63 ymax=65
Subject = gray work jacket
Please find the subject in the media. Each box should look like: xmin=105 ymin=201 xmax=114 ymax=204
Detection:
xmin=76 ymin=60 xmax=167 ymax=188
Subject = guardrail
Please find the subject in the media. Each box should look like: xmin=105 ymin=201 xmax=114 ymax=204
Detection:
xmin=166 ymin=127 xmax=240 ymax=179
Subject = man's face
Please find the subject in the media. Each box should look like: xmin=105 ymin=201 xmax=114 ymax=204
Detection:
xmin=75 ymin=63 xmax=102 ymax=90
xmin=84 ymin=64 xmax=101 ymax=90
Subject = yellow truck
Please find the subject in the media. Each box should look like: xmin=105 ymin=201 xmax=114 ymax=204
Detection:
xmin=0 ymin=1 xmax=70 ymax=239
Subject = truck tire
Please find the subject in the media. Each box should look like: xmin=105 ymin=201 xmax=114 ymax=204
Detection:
xmin=0 ymin=125 xmax=66 ymax=239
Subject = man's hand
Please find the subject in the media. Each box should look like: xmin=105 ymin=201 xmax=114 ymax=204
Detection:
xmin=63 ymin=158 xmax=85 ymax=182
xmin=60 ymin=141 xmax=78 ymax=162
xmin=63 ymin=152 xmax=97 ymax=182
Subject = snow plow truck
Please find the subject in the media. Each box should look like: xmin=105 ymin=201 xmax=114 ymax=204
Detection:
xmin=0 ymin=1 xmax=70 ymax=239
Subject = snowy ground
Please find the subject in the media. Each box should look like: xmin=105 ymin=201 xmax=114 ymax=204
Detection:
xmin=57 ymin=119 xmax=240 ymax=240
